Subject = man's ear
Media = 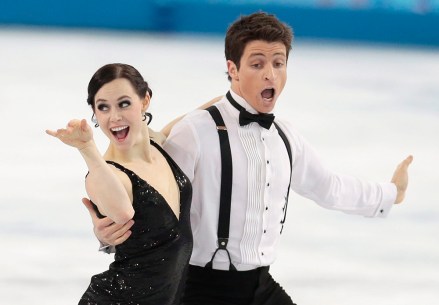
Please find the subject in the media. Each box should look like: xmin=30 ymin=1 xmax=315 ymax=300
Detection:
xmin=227 ymin=60 xmax=239 ymax=81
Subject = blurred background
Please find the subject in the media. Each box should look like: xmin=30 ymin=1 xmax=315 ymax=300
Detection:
xmin=1 ymin=0 xmax=439 ymax=45
xmin=1 ymin=1 xmax=438 ymax=304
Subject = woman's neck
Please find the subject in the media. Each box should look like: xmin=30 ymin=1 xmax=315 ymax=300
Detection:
xmin=104 ymin=124 xmax=153 ymax=163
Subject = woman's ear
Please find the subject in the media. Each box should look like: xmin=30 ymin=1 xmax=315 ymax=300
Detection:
xmin=142 ymin=94 xmax=151 ymax=112
xmin=227 ymin=60 xmax=239 ymax=81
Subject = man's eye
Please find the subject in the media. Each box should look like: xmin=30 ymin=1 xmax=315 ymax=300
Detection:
xmin=119 ymin=100 xmax=131 ymax=108
xmin=97 ymin=104 xmax=108 ymax=111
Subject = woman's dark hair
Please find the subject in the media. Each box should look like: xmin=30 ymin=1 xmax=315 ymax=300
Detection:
xmin=225 ymin=12 xmax=294 ymax=80
xmin=87 ymin=63 xmax=153 ymax=109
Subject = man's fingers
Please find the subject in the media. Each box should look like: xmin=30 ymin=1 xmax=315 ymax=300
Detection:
xmin=114 ymin=230 xmax=133 ymax=245
xmin=99 ymin=220 xmax=134 ymax=246
xmin=395 ymin=155 xmax=413 ymax=173
xmin=98 ymin=217 xmax=119 ymax=229
xmin=120 ymin=219 xmax=135 ymax=232
xmin=81 ymin=196 xmax=134 ymax=246
xmin=81 ymin=197 xmax=107 ymax=225
xmin=403 ymin=155 xmax=413 ymax=168
xmin=110 ymin=220 xmax=134 ymax=237
xmin=391 ymin=155 xmax=413 ymax=204
xmin=81 ymin=197 xmax=95 ymax=215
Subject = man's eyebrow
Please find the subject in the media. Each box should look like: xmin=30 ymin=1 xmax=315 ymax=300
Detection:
xmin=248 ymin=52 xmax=286 ymax=58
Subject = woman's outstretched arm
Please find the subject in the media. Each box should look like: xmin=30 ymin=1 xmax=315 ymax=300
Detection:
xmin=46 ymin=119 xmax=134 ymax=224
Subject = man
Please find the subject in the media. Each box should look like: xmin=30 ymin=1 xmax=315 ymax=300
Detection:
xmin=85 ymin=12 xmax=412 ymax=305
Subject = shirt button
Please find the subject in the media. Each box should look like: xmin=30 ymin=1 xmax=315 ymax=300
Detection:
xmin=265 ymin=207 xmax=268 ymax=211
xmin=380 ymin=209 xmax=384 ymax=213
xmin=267 ymin=160 xmax=270 ymax=164
xmin=267 ymin=183 xmax=270 ymax=187
xmin=264 ymin=230 xmax=266 ymax=233
xmin=261 ymin=252 xmax=264 ymax=256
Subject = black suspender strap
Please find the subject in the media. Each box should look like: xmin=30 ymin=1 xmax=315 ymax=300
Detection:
xmin=205 ymin=105 xmax=236 ymax=271
xmin=204 ymin=105 xmax=293 ymax=270
xmin=273 ymin=122 xmax=293 ymax=234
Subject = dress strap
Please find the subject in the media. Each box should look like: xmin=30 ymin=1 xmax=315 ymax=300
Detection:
xmin=105 ymin=160 xmax=126 ymax=171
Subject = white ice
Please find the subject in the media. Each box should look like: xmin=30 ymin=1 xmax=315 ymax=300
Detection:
xmin=0 ymin=27 xmax=438 ymax=305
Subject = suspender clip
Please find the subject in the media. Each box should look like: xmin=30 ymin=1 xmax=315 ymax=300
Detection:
xmin=218 ymin=238 xmax=229 ymax=249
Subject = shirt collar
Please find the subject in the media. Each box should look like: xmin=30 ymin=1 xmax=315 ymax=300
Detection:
xmin=229 ymin=90 xmax=259 ymax=115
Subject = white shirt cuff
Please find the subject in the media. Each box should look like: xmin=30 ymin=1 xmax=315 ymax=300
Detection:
xmin=99 ymin=242 xmax=114 ymax=254
xmin=375 ymin=182 xmax=397 ymax=217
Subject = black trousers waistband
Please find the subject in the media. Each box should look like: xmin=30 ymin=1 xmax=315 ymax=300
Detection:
xmin=181 ymin=265 xmax=295 ymax=305
xmin=182 ymin=265 xmax=267 ymax=305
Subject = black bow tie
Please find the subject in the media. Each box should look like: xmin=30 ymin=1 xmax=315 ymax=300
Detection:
xmin=226 ymin=92 xmax=275 ymax=129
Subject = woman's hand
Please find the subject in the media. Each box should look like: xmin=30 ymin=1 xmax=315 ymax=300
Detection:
xmin=46 ymin=119 xmax=94 ymax=150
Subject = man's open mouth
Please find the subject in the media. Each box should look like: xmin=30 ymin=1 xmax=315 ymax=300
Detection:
xmin=261 ymin=88 xmax=275 ymax=100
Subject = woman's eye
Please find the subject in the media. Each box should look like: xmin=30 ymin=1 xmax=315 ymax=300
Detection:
xmin=97 ymin=104 xmax=108 ymax=111
xmin=119 ymin=100 xmax=131 ymax=108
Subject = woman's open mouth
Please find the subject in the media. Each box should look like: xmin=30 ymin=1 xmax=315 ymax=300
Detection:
xmin=111 ymin=125 xmax=129 ymax=141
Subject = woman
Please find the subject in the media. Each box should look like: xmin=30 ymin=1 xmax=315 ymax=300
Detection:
xmin=47 ymin=63 xmax=192 ymax=304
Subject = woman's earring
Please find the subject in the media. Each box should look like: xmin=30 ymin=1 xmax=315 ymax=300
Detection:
xmin=143 ymin=112 xmax=153 ymax=125
xmin=91 ymin=114 xmax=99 ymax=128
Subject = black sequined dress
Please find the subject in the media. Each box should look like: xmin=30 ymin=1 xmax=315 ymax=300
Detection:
xmin=79 ymin=141 xmax=192 ymax=305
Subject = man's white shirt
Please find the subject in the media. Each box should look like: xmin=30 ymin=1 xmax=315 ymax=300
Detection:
xmin=163 ymin=90 xmax=396 ymax=271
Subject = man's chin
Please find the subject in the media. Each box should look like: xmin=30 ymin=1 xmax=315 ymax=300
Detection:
xmin=259 ymin=99 xmax=276 ymax=113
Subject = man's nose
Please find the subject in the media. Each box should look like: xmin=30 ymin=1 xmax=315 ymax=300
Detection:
xmin=264 ymin=66 xmax=276 ymax=81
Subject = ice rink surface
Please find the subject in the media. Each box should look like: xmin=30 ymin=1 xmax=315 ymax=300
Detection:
xmin=1 ymin=27 xmax=438 ymax=305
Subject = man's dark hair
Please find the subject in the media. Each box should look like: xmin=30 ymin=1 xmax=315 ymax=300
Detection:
xmin=225 ymin=11 xmax=294 ymax=80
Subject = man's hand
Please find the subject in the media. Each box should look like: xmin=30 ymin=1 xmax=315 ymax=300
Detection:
xmin=82 ymin=198 xmax=134 ymax=246
xmin=391 ymin=155 xmax=413 ymax=204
